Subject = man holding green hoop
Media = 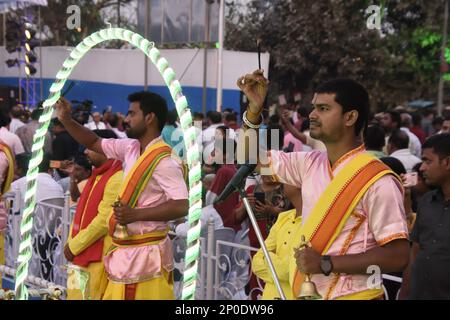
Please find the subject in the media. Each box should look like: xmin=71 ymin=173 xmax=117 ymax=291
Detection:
xmin=56 ymin=92 xmax=189 ymax=300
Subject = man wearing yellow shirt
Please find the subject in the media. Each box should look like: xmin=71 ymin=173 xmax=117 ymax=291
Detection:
xmin=0 ymin=140 xmax=15 ymax=288
xmin=252 ymin=184 xmax=302 ymax=300
xmin=64 ymin=130 xmax=123 ymax=300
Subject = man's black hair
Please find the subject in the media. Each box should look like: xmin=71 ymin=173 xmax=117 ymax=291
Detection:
xmin=15 ymin=153 xmax=31 ymax=175
xmin=14 ymin=152 xmax=48 ymax=176
xmin=225 ymin=112 xmax=237 ymax=122
xmin=386 ymin=110 xmax=401 ymax=129
xmin=388 ymin=129 xmax=409 ymax=150
xmin=432 ymin=116 xmax=444 ymax=127
xmin=207 ymin=111 xmax=222 ymax=124
xmin=364 ymin=125 xmax=385 ymax=151
xmin=422 ymin=133 xmax=450 ymax=160
xmin=297 ymin=106 xmax=310 ymax=118
xmin=31 ymin=103 xmax=44 ymax=121
xmin=193 ymin=112 xmax=204 ymax=120
xmin=74 ymin=154 xmax=92 ymax=172
xmin=380 ymin=156 xmax=407 ymax=175
xmin=108 ymin=114 xmax=119 ymax=128
xmin=0 ymin=110 xmax=11 ymax=127
xmin=127 ymin=91 xmax=168 ymax=132
xmin=37 ymin=154 xmax=51 ymax=173
xmin=315 ymin=78 xmax=370 ymax=136
xmin=166 ymin=109 xmax=178 ymax=126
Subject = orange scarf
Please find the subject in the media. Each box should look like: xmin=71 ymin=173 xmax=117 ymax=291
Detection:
xmin=72 ymin=159 xmax=122 ymax=267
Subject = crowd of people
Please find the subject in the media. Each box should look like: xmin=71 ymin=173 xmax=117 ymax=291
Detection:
xmin=0 ymin=71 xmax=449 ymax=300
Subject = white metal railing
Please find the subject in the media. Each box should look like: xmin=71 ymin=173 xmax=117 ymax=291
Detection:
xmin=2 ymin=192 xmax=404 ymax=300
xmin=1 ymin=190 xmax=72 ymax=298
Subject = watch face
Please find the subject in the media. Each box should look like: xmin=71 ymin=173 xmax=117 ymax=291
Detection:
xmin=321 ymin=257 xmax=332 ymax=275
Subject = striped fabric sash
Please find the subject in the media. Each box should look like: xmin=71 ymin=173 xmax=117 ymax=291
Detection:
xmin=108 ymin=141 xmax=173 ymax=240
xmin=290 ymin=152 xmax=399 ymax=299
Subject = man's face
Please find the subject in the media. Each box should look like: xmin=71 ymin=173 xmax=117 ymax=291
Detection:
xmin=84 ymin=148 xmax=106 ymax=168
xmin=123 ymin=102 xmax=148 ymax=139
xmin=380 ymin=113 xmax=395 ymax=131
xmin=309 ymin=93 xmax=347 ymax=142
xmin=441 ymin=120 xmax=450 ymax=134
xmin=420 ymin=148 xmax=450 ymax=186
xmin=93 ymin=113 xmax=101 ymax=123
xmin=51 ymin=124 xmax=63 ymax=135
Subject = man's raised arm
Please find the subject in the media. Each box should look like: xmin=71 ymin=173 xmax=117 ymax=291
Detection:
xmin=55 ymin=97 xmax=104 ymax=155
xmin=236 ymin=69 xmax=269 ymax=170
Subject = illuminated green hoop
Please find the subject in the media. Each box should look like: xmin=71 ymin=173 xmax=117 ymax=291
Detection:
xmin=14 ymin=28 xmax=202 ymax=300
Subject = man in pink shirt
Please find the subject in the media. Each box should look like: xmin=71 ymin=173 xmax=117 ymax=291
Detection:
xmin=236 ymin=70 xmax=409 ymax=299
xmin=56 ymin=92 xmax=188 ymax=300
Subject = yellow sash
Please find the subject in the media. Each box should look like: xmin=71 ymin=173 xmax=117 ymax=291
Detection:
xmin=290 ymin=152 xmax=399 ymax=300
xmin=0 ymin=141 xmax=15 ymax=195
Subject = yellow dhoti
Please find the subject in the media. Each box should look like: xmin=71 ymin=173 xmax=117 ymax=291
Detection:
xmin=102 ymin=270 xmax=174 ymax=300
xmin=66 ymin=260 xmax=109 ymax=300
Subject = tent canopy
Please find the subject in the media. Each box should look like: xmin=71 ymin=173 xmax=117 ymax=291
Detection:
xmin=407 ymin=100 xmax=436 ymax=109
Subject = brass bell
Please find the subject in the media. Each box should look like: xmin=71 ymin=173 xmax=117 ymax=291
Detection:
xmin=296 ymin=235 xmax=322 ymax=300
xmin=112 ymin=196 xmax=129 ymax=239
xmin=297 ymin=274 xmax=322 ymax=300
xmin=114 ymin=224 xmax=129 ymax=239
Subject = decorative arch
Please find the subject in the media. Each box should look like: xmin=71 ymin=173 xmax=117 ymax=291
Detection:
xmin=14 ymin=28 xmax=202 ymax=300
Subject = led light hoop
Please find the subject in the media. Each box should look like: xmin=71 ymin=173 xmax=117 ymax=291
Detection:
xmin=14 ymin=28 xmax=202 ymax=300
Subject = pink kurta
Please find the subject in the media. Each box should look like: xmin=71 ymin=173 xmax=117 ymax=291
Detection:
xmin=101 ymin=136 xmax=188 ymax=283
xmin=268 ymin=145 xmax=409 ymax=299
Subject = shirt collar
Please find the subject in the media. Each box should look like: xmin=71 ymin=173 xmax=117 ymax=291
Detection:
xmin=144 ymin=135 xmax=163 ymax=151
xmin=287 ymin=209 xmax=302 ymax=222
xmin=391 ymin=149 xmax=411 ymax=156
xmin=330 ymin=144 xmax=366 ymax=171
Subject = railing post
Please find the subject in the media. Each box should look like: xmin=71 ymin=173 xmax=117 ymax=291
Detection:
xmin=206 ymin=218 xmax=215 ymax=300
xmin=198 ymin=237 xmax=205 ymax=300
xmin=61 ymin=192 xmax=71 ymax=267
xmin=12 ymin=189 xmax=21 ymax=266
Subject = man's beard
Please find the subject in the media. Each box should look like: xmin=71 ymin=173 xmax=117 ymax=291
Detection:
xmin=125 ymin=125 xmax=145 ymax=139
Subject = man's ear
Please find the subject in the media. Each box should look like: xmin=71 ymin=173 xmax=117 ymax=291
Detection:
xmin=144 ymin=112 xmax=156 ymax=126
xmin=345 ymin=110 xmax=359 ymax=128
xmin=442 ymin=156 xmax=450 ymax=170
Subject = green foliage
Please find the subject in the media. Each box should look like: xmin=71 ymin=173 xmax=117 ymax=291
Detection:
xmin=225 ymin=0 xmax=450 ymax=110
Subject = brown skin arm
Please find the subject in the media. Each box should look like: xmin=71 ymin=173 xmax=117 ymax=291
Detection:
xmin=64 ymin=243 xmax=75 ymax=262
xmin=398 ymin=242 xmax=420 ymax=299
xmin=113 ymin=199 xmax=189 ymax=225
xmin=236 ymin=70 xmax=269 ymax=173
xmin=69 ymin=178 xmax=81 ymax=202
xmin=280 ymin=109 xmax=308 ymax=144
xmin=55 ymin=97 xmax=104 ymax=155
xmin=295 ymin=238 xmax=410 ymax=275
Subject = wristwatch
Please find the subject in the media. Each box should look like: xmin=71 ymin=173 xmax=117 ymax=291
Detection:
xmin=320 ymin=255 xmax=333 ymax=276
